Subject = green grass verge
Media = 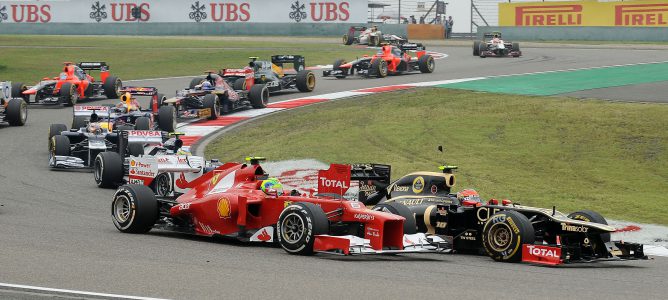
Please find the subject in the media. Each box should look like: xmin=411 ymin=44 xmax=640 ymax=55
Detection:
xmin=0 ymin=35 xmax=369 ymax=83
xmin=205 ymin=88 xmax=668 ymax=225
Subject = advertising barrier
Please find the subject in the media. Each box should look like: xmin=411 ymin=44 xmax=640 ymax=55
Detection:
xmin=0 ymin=0 xmax=366 ymax=24
xmin=499 ymin=0 xmax=668 ymax=27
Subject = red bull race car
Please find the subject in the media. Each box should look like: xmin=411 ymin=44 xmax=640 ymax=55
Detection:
xmin=110 ymin=158 xmax=446 ymax=256
xmin=323 ymin=44 xmax=435 ymax=79
xmin=14 ymin=62 xmax=122 ymax=106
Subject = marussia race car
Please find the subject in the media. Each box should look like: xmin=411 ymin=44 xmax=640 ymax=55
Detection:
xmin=93 ymin=131 xmax=222 ymax=191
xmin=323 ymin=44 xmax=435 ymax=79
xmin=70 ymin=87 xmax=176 ymax=133
xmin=473 ymin=32 xmax=521 ymax=58
xmin=13 ymin=62 xmax=122 ymax=106
xmin=344 ymin=152 xmax=647 ymax=265
xmin=110 ymin=158 xmax=447 ymax=256
xmin=0 ymin=81 xmax=28 ymax=126
xmin=221 ymin=55 xmax=316 ymax=94
xmin=164 ymin=71 xmax=269 ymax=118
xmin=342 ymin=26 xmax=425 ymax=50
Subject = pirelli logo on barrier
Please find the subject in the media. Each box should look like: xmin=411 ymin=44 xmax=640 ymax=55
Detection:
xmin=615 ymin=3 xmax=668 ymax=26
xmin=515 ymin=5 xmax=582 ymax=26
xmin=499 ymin=0 xmax=668 ymax=27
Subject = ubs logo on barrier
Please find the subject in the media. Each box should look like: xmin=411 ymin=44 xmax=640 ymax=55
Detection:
xmin=0 ymin=6 xmax=8 ymax=22
xmin=290 ymin=1 xmax=351 ymax=22
xmin=189 ymin=1 xmax=207 ymax=22
xmin=7 ymin=4 xmax=52 ymax=23
xmin=89 ymin=1 xmax=108 ymax=23
xmin=615 ymin=3 xmax=668 ymax=26
xmin=189 ymin=2 xmax=250 ymax=22
xmin=515 ymin=5 xmax=582 ymax=26
xmin=289 ymin=1 xmax=307 ymax=22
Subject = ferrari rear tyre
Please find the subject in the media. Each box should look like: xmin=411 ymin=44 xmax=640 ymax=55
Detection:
xmin=233 ymin=78 xmax=247 ymax=91
xmin=202 ymin=94 xmax=219 ymax=120
xmin=189 ymin=77 xmax=205 ymax=90
xmin=59 ymin=82 xmax=78 ymax=106
xmin=342 ymin=34 xmax=354 ymax=45
xmin=134 ymin=117 xmax=151 ymax=130
xmin=249 ymin=84 xmax=269 ymax=109
xmin=112 ymin=184 xmax=159 ymax=233
xmin=103 ymin=76 xmax=122 ymax=99
xmin=373 ymin=202 xmax=417 ymax=234
xmin=277 ymin=202 xmax=329 ymax=255
xmin=371 ymin=59 xmax=388 ymax=78
xmin=482 ymin=210 xmax=535 ymax=262
xmin=51 ymin=135 xmax=71 ymax=157
xmin=295 ymin=70 xmax=316 ymax=92
xmin=157 ymin=105 xmax=177 ymax=132
xmin=94 ymin=151 xmax=124 ymax=188
xmin=473 ymin=41 xmax=481 ymax=56
xmin=11 ymin=82 xmax=29 ymax=102
xmin=72 ymin=116 xmax=88 ymax=130
xmin=418 ymin=55 xmax=435 ymax=73
xmin=6 ymin=98 xmax=27 ymax=126
xmin=568 ymin=210 xmax=611 ymax=243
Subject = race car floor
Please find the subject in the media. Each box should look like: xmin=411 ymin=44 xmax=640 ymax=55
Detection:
xmin=1 ymin=45 xmax=668 ymax=299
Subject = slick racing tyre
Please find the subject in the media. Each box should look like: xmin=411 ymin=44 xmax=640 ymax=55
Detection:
xmin=568 ymin=210 xmax=611 ymax=243
xmin=371 ymin=59 xmax=388 ymax=78
xmin=249 ymin=84 xmax=269 ymax=109
xmin=277 ymin=202 xmax=329 ymax=255
xmin=59 ymin=82 xmax=78 ymax=106
xmin=233 ymin=78 xmax=247 ymax=91
xmin=295 ymin=70 xmax=316 ymax=92
xmin=333 ymin=59 xmax=348 ymax=79
xmin=473 ymin=41 xmax=481 ymax=56
xmin=418 ymin=54 xmax=435 ymax=73
xmin=127 ymin=143 xmax=145 ymax=157
xmin=189 ymin=77 xmax=205 ymax=89
xmin=94 ymin=151 xmax=124 ymax=188
xmin=72 ymin=116 xmax=88 ymax=130
xmin=103 ymin=76 xmax=122 ymax=99
xmin=11 ymin=82 xmax=29 ymax=102
xmin=48 ymin=123 xmax=67 ymax=150
xmin=134 ymin=116 xmax=151 ymax=130
xmin=373 ymin=202 xmax=417 ymax=234
xmin=157 ymin=105 xmax=177 ymax=132
xmin=512 ymin=42 xmax=520 ymax=52
xmin=342 ymin=34 xmax=354 ymax=45
xmin=112 ymin=184 xmax=158 ymax=233
xmin=6 ymin=98 xmax=27 ymax=126
xmin=479 ymin=43 xmax=487 ymax=58
xmin=51 ymin=135 xmax=71 ymax=157
xmin=202 ymin=94 xmax=219 ymax=120
xmin=156 ymin=93 xmax=167 ymax=107
xmin=482 ymin=210 xmax=535 ymax=262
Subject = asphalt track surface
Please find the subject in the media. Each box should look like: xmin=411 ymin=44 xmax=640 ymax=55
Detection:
xmin=1 ymin=45 xmax=668 ymax=300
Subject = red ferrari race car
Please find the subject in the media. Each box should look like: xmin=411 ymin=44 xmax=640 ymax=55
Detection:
xmin=111 ymin=158 xmax=446 ymax=255
xmin=0 ymin=81 xmax=28 ymax=126
xmin=14 ymin=62 xmax=122 ymax=106
xmin=323 ymin=44 xmax=435 ymax=79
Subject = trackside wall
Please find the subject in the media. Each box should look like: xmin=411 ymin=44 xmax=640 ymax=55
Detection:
xmin=477 ymin=26 xmax=668 ymax=41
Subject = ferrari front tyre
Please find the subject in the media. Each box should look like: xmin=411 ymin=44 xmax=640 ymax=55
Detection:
xmin=72 ymin=115 xmax=88 ymax=130
xmin=482 ymin=210 xmax=535 ymax=262
xmin=202 ymin=94 xmax=219 ymax=120
xmin=134 ymin=116 xmax=151 ymax=130
xmin=371 ymin=59 xmax=388 ymax=78
xmin=342 ymin=34 xmax=354 ymax=45
xmin=6 ymin=98 xmax=27 ymax=126
xmin=249 ymin=84 xmax=269 ymax=109
xmin=157 ymin=105 xmax=177 ymax=132
xmin=189 ymin=77 xmax=205 ymax=90
xmin=51 ymin=135 xmax=70 ymax=157
xmin=295 ymin=70 xmax=316 ymax=92
xmin=94 ymin=151 xmax=124 ymax=188
xmin=473 ymin=41 xmax=481 ymax=56
xmin=59 ymin=82 xmax=78 ymax=106
xmin=277 ymin=202 xmax=329 ymax=255
xmin=11 ymin=82 xmax=29 ymax=102
xmin=568 ymin=210 xmax=611 ymax=243
xmin=103 ymin=76 xmax=122 ymax=99
xmin=112 ymin=184 xmax=159 ymax=233
xmin=372 ymin=202 xmax=417 ymax=234
xmin=233 ymin=78 xmax=247 ymax=91
xmin=418 ymin=54 xmax=435 ymax=73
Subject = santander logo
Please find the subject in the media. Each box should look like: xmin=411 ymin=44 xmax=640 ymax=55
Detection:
xmin=526 ymin=245 xmax=558 ymax=258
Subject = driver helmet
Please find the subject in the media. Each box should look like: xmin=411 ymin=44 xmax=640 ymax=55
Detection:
xmin=260 ymin=178 xmax=284 ymax=196
xmin=87 ymin=122 xmax=101 ymax=134
xmin=201 ymin=81 xmax=213 ymax=90
xmin=457 ymin=189 xmax=482 ymax=204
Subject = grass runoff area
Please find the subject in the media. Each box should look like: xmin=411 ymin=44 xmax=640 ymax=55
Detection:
xmin=0 ymin=35 xmax=369 ymax=83
xmin=206 ymin=88 xmax=668 ymax=225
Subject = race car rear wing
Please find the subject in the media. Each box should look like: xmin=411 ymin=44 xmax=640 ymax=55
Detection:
xmin=73 ymin=105 xmax=112 ymax=117
xmin=271 ymin=55 xmax=306 ymax=72
xmin=348 ymin=26 xmax=367 ymax=33
xmin=120 ymin=86 xmax=158 ymax=96
xmin=77 ymin=62 xmax=109 ymax=71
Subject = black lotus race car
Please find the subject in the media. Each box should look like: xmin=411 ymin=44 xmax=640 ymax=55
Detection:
xmin=473 ymin=32 xmax=521 ymax=58
xmin=345 ymin=152 xmax=647 ymax=265
xmin=0 ymin=81 xmax=28 ymax=126
xmin=221 ymin=55 xmax=316 ymax=94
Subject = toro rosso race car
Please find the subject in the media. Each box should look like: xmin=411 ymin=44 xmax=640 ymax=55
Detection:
xmin=221 ymin=55 xmax=316 ymax=94
xmin=473 ymin=32 xmax=521 ymax=58
xmin=324 ymin=44 xmax=435 ymax=79
xmin=343 ymin=26 xmax=424 ymax=49
xmin=0 ymin=81 xmax=27 ymax=126
xmin=164 ymin=71 xmax=269 ymax=118
xmin=14 ymin=62 xmax=122 ymax=106
xmin=110 ymin=158 xmax=446 ymax=256
xmin=346 ymin=152 xmax=647 ymax=265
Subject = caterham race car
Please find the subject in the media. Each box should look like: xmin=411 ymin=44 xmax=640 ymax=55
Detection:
xmin=14 ymin=62 xmax=122 ymax=106
xmin=473 ymin=32 xmax=522 ymax=58
xmin=110 ymin=158 xmax=446 ymax=256
xmin=0 ymin=81 xmax=27 ymax=126
xmin=335 ymin=153 xmax=647 ymax=265
xmin=323 ymin=44 xmax=435 ymax=79
xmin=221 ymin=55 xmax=316 ymax=94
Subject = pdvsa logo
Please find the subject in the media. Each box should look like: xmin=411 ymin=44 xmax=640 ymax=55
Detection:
xmin=515 ymin=5 xmax=582 ymax=26
xmin=615 ymin=3 xmax=668 ymax=26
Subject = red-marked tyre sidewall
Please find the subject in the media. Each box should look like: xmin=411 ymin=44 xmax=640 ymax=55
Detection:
xmin=276 ymin=202 xmax=328 ymax=255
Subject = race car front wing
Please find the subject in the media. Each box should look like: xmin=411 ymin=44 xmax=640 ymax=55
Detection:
xmin=313 ymin=233 xmax=450 ymax=255
xmin=522 ymin=241 xmax=648 ymax=266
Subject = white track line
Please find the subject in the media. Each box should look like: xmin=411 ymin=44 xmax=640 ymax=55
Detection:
xmin=0 ymin=283 xmax=170 ymax=300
